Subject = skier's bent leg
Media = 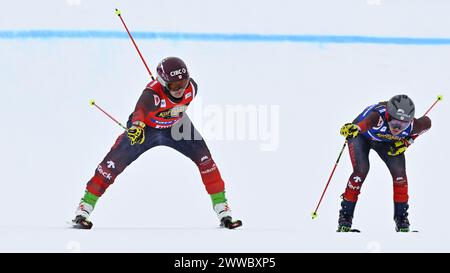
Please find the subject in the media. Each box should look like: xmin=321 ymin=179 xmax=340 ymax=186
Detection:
xmin=378 ymin=149 xmax=410 ymax=231
xmin=76 ymin=131 xmax=149 ymax=222
xmin=176 ymin=141 xmax=229 ymax=215
xmin=168 ymin=116 xmax=241 ymax=228
xmin=387 ymin=156 xmax=408 ymax=203
xmin=86 ymin=132 xmax=144 ymax=197
xmin=169 ymin=116 xmax=227 ymax=199
xmin=339 ymin=136 xmax=370 ymax=231
xmin=197 ymin=156 xmax=241 ymax=228
xmin=342 ymin=136 xmax=370 ymax=202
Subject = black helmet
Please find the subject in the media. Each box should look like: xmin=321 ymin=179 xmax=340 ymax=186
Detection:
xmin=386 ymin=94 xmax=415 ymax=122
xmin=156 ymin=57 xmax=190 ymax=90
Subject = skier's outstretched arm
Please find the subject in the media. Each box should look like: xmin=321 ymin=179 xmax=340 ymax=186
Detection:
xmin=411 ymin=116 xmax=432 ymax=139
xmin=340 ymin=112 xmax=380 ymax=138
xmin=126 ymin=89 xmax=160 ymax=145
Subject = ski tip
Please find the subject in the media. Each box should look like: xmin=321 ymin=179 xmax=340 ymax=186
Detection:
xmin=437 ymin=95 xmax=444 ymax=101
xmin=115 ymin=9 xmax=121 ymax=16
xmin=89 ymin=99 xmax=95 ymax=106
xmin=311 ymin=212 xmax=318 ymax=220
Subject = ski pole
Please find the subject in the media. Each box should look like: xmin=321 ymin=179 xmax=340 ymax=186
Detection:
xmin=311 ymin=140 xmax=348 ymax=219
xmin=115 ymin=8 xmax=155 ymax=80
xmin=89 ymin=99 xmax=127 ymax=130
xmin=423 ymin=95 xmax=443 ymax=117
xmin=411 ymin=95 xmax=443 ymax=141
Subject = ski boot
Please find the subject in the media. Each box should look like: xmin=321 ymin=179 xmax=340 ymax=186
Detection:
xmin=394 ymin=202 xmax=410 ymax=232
xmin=214 ymin=203 xmax=242 ymax=229
xmin=71 ymin=202 xmax=94 ymax=229
xmin=337 ymin=199 xmax=359 ymax=232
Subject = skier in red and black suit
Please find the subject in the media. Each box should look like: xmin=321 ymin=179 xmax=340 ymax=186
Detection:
xmin=72 ymin=57 xmax=242 ymax=229
xmin=338 ymin=94 xmax=431 ymax=232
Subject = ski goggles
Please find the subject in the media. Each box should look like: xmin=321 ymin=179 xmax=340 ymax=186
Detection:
xmin=167 ymin=78 xmax=190 ymax=92
xmin=385 ymin=111 xmax=412 ymax=131
xmin=387 ymin=117 xmax=411 ymax=130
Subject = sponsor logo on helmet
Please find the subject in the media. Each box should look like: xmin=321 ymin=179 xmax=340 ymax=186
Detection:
xmin=396 ymin=108 xmax=411 ymax=120
xmin=161 ymin=99 xmax=166 ymax=108
xmin=185 ymin=92 xmax=192 ymax=99
xmin=170 ymin=68 xmax=187 ymax=78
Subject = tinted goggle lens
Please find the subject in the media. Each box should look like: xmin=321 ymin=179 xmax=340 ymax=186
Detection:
xmin=167 ymin=79 xmax=189 ymax=92
xmin=388 ymin=119 xmax=411 ymax=130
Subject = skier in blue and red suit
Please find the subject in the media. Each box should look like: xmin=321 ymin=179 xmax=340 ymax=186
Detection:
xmin=338 ymin=94 xmax=431 ymax=232
xmin=72 ymin=57 xmax=242 ymax=229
